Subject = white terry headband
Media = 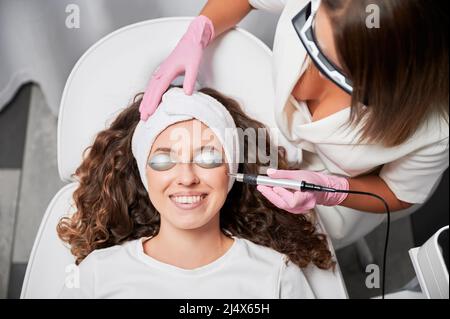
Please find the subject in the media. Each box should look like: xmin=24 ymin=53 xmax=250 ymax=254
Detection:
xmin=131 ymin=87 xmax=240 ymax=192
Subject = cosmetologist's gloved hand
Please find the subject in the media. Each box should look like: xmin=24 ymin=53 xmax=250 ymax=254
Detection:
xmin=257 ymin=168 xmax=349 ymax=214
xmin=139 ymin=15 xmax=215 ymax=120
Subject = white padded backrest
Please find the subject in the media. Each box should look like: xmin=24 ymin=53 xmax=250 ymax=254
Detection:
xmin=21 ymin=183 xmax=78 ymax=299
xmin=58 ymin=17 xmax=281 ymax=182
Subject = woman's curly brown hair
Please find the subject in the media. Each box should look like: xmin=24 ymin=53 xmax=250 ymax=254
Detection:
xmin=57 ymin=87 xmax=335 ymax=270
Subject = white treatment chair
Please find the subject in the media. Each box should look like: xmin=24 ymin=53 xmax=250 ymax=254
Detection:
xmin=20 ymin=18 xmax=347 ymax=299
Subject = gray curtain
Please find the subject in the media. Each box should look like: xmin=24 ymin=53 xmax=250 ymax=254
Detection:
xmin=0 ymin=0 xmax=279 ymax=115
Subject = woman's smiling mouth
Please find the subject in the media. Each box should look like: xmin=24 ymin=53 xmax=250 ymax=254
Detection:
xmin=169 ymin=193 xmax=208 ymax=210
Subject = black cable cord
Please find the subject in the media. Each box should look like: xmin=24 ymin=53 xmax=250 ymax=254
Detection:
xmin=302 ymin=183 xmax=391 ymax=299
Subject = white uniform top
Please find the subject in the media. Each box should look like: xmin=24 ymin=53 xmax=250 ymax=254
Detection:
xmin=249 ymin=0 xmax=449 ymax=247
xmin=58 ymin=236 xmax=317 ymax=299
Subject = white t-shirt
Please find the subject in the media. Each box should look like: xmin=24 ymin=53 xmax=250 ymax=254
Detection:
xmin=248 ymin=0 xmax=449 ymax=247
xmin=58 ymin=236 xmax=316 ymax=299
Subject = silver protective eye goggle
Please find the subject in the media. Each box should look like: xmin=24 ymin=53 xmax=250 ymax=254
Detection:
xmin=292 ymin=1 xmax=353 ymax=95
xmin=148 ymin=149 xmax=224 ymax=171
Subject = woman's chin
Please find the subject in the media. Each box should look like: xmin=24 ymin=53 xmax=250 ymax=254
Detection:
xmin=171 ymin=219 xmax=210 ymax=231
xmin=167 ymin=211 xmax=216 ymax=231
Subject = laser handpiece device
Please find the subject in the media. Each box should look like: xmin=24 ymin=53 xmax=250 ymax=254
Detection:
xmin=228 ymin=173 xmax=338 ymax=193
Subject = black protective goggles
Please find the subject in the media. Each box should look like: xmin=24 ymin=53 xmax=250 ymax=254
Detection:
xmin=292 ymin=1 xmax=354 ymax=95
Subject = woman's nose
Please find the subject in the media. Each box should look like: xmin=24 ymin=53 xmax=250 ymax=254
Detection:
xmin=175 ymin=163 xmax=200 ymax=186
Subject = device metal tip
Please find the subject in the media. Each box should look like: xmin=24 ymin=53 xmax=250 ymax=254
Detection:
xmin=227 ymin=173 xmax=244 ymax=182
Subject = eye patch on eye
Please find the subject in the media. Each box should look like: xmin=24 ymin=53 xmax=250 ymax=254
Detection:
xmin=148 ymin=150 xmax=224 ymax=171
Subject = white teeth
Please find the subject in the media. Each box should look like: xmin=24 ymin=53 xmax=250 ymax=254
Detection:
xmin=172 ymin=195 xmax=203 ymax=204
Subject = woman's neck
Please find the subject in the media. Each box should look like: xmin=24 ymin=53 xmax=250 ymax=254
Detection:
xmin=143 ymin=216 xmax=234 ymax=270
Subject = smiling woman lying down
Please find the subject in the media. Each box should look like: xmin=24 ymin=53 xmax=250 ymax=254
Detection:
xmin=57 ymin=87 xmax=335 ymax=299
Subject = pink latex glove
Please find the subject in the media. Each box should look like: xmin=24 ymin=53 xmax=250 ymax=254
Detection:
xmin=257 ymin=168 xmax=349 ymax=214
xmin=139 ymin=15 xmax=215 ymax=120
